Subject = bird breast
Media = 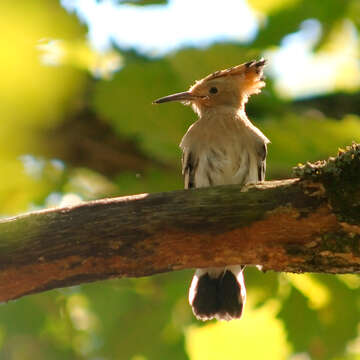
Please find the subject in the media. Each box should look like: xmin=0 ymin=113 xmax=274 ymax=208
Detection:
xmin=180 ymin=113 xmax=264 ymax=188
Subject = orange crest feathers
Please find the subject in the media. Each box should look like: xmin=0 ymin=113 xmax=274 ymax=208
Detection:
xmin=241 ymin=58 xmax=267 ymax=96
xmin=202 ymin=58 xmax=267 ymax=97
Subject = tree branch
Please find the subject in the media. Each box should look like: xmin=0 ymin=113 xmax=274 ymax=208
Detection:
xmin=1 ymin=144 xmax=360 ymax=303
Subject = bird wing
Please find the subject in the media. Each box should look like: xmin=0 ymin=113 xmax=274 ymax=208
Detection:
xmin=257 ymin=143 xmax=267 ymax=182
xmin=182 ymin=150 xmax=198 ymax=189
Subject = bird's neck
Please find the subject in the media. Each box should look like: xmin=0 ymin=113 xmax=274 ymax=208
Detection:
xmin=197 ymin=105 xmax=249 ymax=123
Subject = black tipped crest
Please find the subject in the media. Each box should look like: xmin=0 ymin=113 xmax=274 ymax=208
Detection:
xmin=245 ymin=60 xmax=256 ymax=68
xmin=202 ymin=58 xmax=267 ymax=82
xmin=253 ymin=58 xmax=267 ymax=74
xmin=255 ymin=58 xmax=266 ymax=67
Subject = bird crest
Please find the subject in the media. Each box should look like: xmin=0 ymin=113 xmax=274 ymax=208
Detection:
xmin=153 ymin=58 xmax=267 ymax=109
xmin=192 ymin=58 xmax=267 ymax=97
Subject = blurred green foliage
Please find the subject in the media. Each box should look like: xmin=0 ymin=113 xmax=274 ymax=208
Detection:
xmin=1 ymin=0 xmax=360 ymax=359
xmin=250 ymin=0 xmax=354 ymax=48
xmin=118 ymin=0 xmax=168 ymax=5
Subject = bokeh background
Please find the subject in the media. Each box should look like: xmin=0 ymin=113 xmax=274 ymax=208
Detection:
xmin=1 ymin=0 xmax=360 ymax=359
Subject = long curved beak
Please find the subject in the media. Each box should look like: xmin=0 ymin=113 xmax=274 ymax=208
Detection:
xmin=153 ymin=91 xmax=199 ymax=104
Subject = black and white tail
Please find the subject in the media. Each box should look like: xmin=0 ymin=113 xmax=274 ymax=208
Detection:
xmin=189 ymin=266 xmax=246 ymax=321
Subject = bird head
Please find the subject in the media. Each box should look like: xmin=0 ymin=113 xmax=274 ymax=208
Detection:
xmin=154 ymin=59 xmax=266 ymax=114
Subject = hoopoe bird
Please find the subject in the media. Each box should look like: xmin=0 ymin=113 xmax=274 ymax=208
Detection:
xmin=154 ymin=59 xmax=270 ymax=321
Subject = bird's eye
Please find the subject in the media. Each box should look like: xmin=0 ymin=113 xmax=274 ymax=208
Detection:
xmin=209 ymin=87 xmax=218 ymax=94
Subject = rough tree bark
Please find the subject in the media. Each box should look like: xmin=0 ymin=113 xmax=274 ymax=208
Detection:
xmin=0 ymin=144 xmax=359 ymax=303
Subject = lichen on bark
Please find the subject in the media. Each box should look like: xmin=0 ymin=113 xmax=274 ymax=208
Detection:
xmin=293 ymin=143 xmax=360 ymax=224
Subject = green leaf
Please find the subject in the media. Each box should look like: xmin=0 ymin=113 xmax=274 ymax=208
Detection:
xmin=251 ymin=0 xmax=353 ymax=48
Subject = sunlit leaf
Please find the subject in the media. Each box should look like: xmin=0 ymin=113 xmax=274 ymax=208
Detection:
xmin=186 ymin=299 xmax=290 ymax=360
xmin=279 ymin=275 xmax=360 ymax=359
xmin=284 ymin=274 xmax=330 ymax=309
xmin=248 ymin=0 xmax=300 ymax=15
